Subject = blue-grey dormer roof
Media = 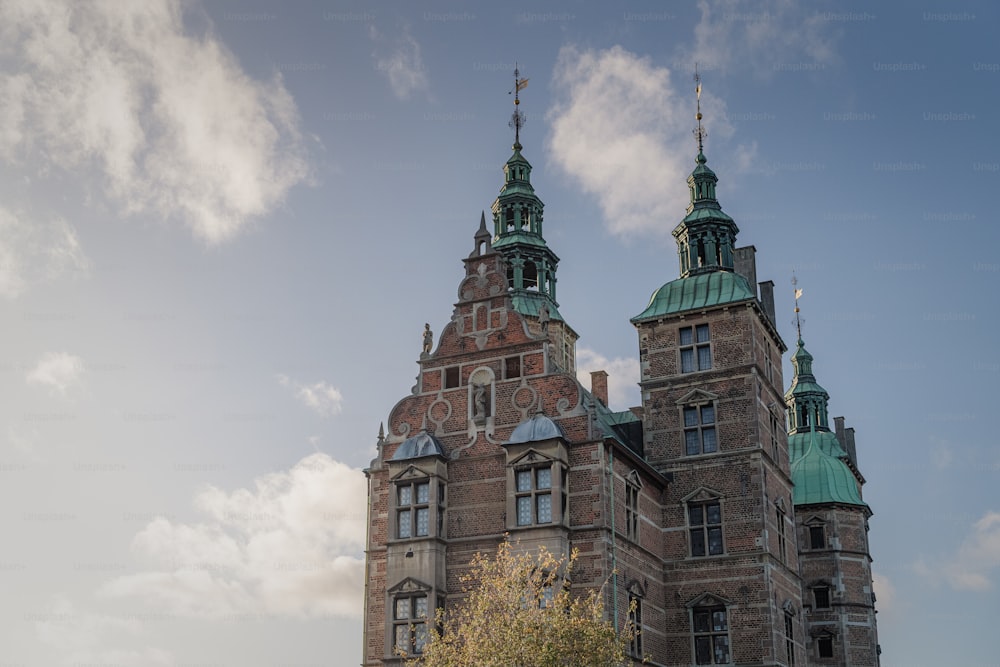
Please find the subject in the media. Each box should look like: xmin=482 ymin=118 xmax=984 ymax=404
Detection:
xmin=392 ymin=430 xmax=446 ymax=460
xmin=505 ymin=412 xmax=565 ymax=444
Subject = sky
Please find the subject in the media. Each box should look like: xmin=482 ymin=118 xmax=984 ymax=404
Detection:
xmin=1 ymin=0 xmax=998 ymax=665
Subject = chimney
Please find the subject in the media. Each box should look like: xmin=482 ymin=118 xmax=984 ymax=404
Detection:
xmin=834 ymin=416 xmax=846 ymax=446
xmin=734 ymin=245 xmax=758 ymax=297
xmin=590 ymin=370 xmax=609 ymax=408
xmin=845 ymin=427 xmax=858 ymax=468
xmin=759 ymin=280 xmax=776 ymax=326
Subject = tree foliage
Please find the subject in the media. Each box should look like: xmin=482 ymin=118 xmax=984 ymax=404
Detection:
xmin=406 ymin=540 xmax=634 ymax=667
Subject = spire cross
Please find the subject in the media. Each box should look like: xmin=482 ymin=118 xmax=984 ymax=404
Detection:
xmin=693 ymin=64 xmax=707 ymax=154
xmin=509 ymin=63 xmax=528 ymax=147
xmin=792 ymin=272 xmax=804 ymax=341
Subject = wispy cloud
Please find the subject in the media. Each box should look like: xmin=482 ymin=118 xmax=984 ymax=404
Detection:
xmin=0 ymin=0 xmax=309 ymax=245
xmin=100 ymin=453 xmax=367 ymax=619
xmin=576 ymin=346 xmax=641 ymax=409
xmin=26 ymin=352 xmax=85 ymax=395
xmin=689 ymin=0 xmax=838 ymax=76
xmin=915 ymin=511 xmax=1000 ymax=591
xmin=370 ymin=25 xmax=429 ymax=100
xmin=0 ymin=208 xmax=89 ymax=299
xmin=278 ymin=374 xmax=344 ymax=417
xmin=548 ymin=45 xmax=734 ymax=237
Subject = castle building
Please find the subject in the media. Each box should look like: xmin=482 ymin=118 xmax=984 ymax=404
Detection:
xmin=362 ymin=78 xmax=879 ymax=666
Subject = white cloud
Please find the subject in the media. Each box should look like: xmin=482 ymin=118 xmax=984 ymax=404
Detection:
xmin=0 ymin=208 xmax=89 ymax=299
xmin=100 ymin=453 xmax=367 ymax=619
xmin=0 ymin=0 xmax=309 ymax=245
xmin=26 ymin=352 xmax=85 ymax=395
xmin=548 ymin=45 xmax=736 ymax=238
xmin=871 ymin=570 xmax=895 ymax=617
xmin=34 ymin=595 xmax=173 ymax=666
xmin=916 ymin=511 xmax=1000 ymax=591
xmin=278 ymin=374 xmax=344 ymax=417
xmin=370 ymin=25 xmax=429 ymax=100
xmin=576 ymin=346 xmax=641 ymax=410
xmin=690 ymin=0 xmax=838 ymax=76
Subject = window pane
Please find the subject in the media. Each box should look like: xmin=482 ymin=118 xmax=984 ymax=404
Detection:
xmin=416 ymin=483 xmax=430 ymax=504
xmin=713 ymin=635 xmax=730 ymax=663
xmin=680 ymin=327 xmax=693 ymax=345
xmin=414 ymin=596 xmax=428 ymax=618
xmin=399 ymin=486 xmax=412 ymax=506
xmin=708 ymin=527 xmax=724 ymax=555
xmin=689 ymin=505 xmax=704 ymax=525
xmin=681 ymin=348 xmax=695 ymax=373
xmin=814 ymin=587 xmax=830 ymax=609
xmin=536 ymin=493 xmax=552 ymax=523
xmin=810 ymin=526 xmax=825 ymax=549
xmin=414 ymin=623 xmax=427 ymax=653
xmin=702 ymin=427 xmax=717 ymax=453
xmin=395 ymin=598 xmax=410 ymax=620
xmin=536 ymin=467 xmax=551 ymax=490
xmin=706 ymin=503 xmax=721 ymax=524
xmin=517 ymin=496 xmax=532 ymax=525
xmin=695 ymin=636 xmax=712 ymax=664
xmin=416 ymin=508 xmax=429 ymax=536
xmin=395 ymin=625 xmax=409 ymax=651
xmin=712 ymin=609 xmax=728 ymax=631
xmin=696 ymin=324 xmax=710 ymax=343
xmin=701 ymin=405 xmax=715 ymax=424
xmin=694 ymin=610 xmax=711 ymax=633
xmin=818 ymin=636 xmax=834 ymax=658
xmin=698 ymin=345 xmax=712 ymax=370
xmin=691 ymin=529 xmax=706 ymax=556
xmin=684 ymin=406 xmax=699 ymax=427
xmin=398 ymin=511 xmax=412 ymax=538
xmin=516 ymin=470 xmax=532 ymax=492
xmin=686 ymin=430 xmax=701 ymax=456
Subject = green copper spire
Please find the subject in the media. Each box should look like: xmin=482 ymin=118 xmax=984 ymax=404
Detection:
xmin=672 ymin=70 xmax=739 ymax=278
xmin=491 ymin=65 xmax=563 ymax=322
xmin=790 ymin=427 xmax=866 ymax=507
xmin=785 ymin=286 xmax=832 ymax=433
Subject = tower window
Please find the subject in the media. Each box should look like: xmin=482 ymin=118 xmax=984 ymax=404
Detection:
xmin=813 ymin=586 xmax=831 ymax=609
xmin=505 ymin=207 xmax=515 ymax=230
xmin=684 ymin=404 xmax=717 ymax=455
xmin=693 ymin=605 xmax=730 ymax=664
xmin=776 ymin=507 xmax=787 ymax=564
xmin=810 ymin=525 xmax=826 ymax=550
xmin=515 ymin=466 xmax=553 ymax=526
xmin=689 ymin=500 xmax=723 ymax=557
xmin=628 ymin=592 xmax=643 ymax=658
xmin=445 ymin=367 xmax=460 ymax=389
xmin=523 ymin=261 xmax=538 ymax=290
xmin=625 ymin=480 xmax=640 ymax=542
xmin=397 ymin=481 xmax=431 ymax=539
xmin=818 ymin=635 xmax=834 ymax=658
xmin=680 ymin=324 xmax=711 ymax=372
xmin=784 ymin=612 xmax=795 ymax=666
xmin=505 ymin=356 xmax=521 ymax=379
xmin=393 ymin=594 xmax=428 ymax=656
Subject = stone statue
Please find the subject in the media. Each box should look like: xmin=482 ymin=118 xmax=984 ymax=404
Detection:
xmin=538 ymin=303 xmax=550 ymax=333
xmin=422 ymin=323 xmax=433 ymax=355
xmin=473 ymin=382 xmax=487 ymax=420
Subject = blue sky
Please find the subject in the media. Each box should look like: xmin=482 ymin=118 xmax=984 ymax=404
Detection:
xmin=1 ymin=0 xmax=997 ymax=665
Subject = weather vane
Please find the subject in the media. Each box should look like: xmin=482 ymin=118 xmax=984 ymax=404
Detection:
xmin=509 ymin=63 xmax=529 ymax=147
xmin=693 ymin=63 xmax=707 ymax=154
xmin=792 ymin=272 xmax=804 ymax=341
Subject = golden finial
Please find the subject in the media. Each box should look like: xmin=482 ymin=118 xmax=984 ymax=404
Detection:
xmin=792 ymin=272 xmax=804 ymax=342
xmin=509 ymin=63 xmax=529 ymax=147
xmin=693 ymin=63 xmax=707 ymax=154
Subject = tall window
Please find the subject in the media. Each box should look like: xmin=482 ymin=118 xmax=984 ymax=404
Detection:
xmin=776 ymin=508 xmax=787 ymax=564
xmin=769 ymin=411 xmax=781 ymax=461
xmin=809 ymin=525 xmax=826 ymax=550
xmin=684 ymin=404 xmax=717 ymax=455
xmin=689 ymin=501 xmax=723 ymax=557
xmin=680 ymin=324 xmax=712 ymax=372
xmin=516 ymin=466 xmax=552 ymax=526
xmin=784 ymin=612 xmax=795 ymax=666
xmin=397 ymin=481 xmax=430 ymax=539
xmin=817 ymin=634 xmax=835 ymax=658
xmin=628 ymin=593 xmax=643 ymax=659
xmin=625 ymin=481 xmax=640 ymax=542
xmin=393 ymin=594 xmax=428 ymax=656
xmin=693 ymin=605 xmax=730 ymax=664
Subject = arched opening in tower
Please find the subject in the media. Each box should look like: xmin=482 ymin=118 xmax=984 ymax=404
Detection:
xmin=523 ymin=261 xmax=538 ymax=290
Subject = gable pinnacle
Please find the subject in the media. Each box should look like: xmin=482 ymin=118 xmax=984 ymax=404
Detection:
xmin=693 ymin=64 xmax=707 ymax=156
xmin=792 ymin=272 xmax=804 ymax=342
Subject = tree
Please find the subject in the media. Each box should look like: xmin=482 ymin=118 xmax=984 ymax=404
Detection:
xmin=404 ymin=539 xmax=635 ymax=667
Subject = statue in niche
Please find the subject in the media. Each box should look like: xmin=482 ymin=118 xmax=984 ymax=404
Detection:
xmin=422 ymin=323 xmax=433 ymax=355
xmin=473 ymin=382 xmax=488 ymax=422
xmin=538 ymin=303 xmax=550 ymax=333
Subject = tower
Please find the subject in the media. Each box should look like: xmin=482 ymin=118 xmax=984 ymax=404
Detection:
xmin=629 ymin=70 xmax=803 ymax=665
xmin=786 ymin=324 xmax=880 ymax=665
